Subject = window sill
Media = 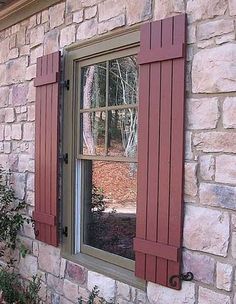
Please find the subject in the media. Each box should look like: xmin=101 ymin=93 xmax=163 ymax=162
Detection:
xmin=62 ymin=251 xmax=146 ymax=291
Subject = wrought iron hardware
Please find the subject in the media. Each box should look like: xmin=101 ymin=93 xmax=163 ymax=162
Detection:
xmin=60 ymin=153 xmax=68 ymax=164
xmin=32 ymin=220 xmax=39 ymax=237
xmin=64 ymin=79 xmax=70 ymax=90
xmin=169 ymin=272 xmax=194 ymax=287
xmin=62 ymin=226 xmax=68 ymax=237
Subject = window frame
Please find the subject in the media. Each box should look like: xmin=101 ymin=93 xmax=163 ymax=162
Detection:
xmin=62 ymin=27 xmax=145 ymax=289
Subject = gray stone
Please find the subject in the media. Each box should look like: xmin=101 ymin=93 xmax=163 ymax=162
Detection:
xmin=198 ymin=287 xmax=230 ymax=304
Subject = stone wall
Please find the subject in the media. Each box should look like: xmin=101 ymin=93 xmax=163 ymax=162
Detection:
xmin=0 ymin=0 xmax=236 ymax=303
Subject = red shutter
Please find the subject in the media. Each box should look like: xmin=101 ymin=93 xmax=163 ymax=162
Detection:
xmin=134 ymin=14 xmax=186 ymax=289
xmin=33 ymin=51 xmax=61 ymax=247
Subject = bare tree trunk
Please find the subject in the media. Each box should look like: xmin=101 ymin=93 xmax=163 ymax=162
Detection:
xmin=83 ymin=66 xmax=95 ymax=155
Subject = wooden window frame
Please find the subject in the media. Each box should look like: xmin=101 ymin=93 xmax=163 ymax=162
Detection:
xmin=62 ymin=27 xmax=145 ymax=289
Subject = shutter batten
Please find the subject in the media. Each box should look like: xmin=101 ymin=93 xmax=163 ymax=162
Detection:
xmin=33 ymin=51 xmax=61 ymax=247
xmin=135 ymin=14 xmax=186 ymax=289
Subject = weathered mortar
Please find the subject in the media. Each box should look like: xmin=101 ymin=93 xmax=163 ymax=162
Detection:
xmin=0 ymin=0 xmax=236 ymax=303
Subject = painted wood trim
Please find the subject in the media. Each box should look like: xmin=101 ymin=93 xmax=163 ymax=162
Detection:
xmin=0 ymin=0 xmax=62 ymax=31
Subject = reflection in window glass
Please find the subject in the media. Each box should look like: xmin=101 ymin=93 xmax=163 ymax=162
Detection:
xmin=109 ymin=56 xmax=138 ymax=106
xmin=81 ymin=112 xmax=106 ymax=155
xmin=81 ymin=62 xmax=107 ymax=109
xmin=108 ymin=108 xmax=138 ymax=158
xmin=83 ymin=161 xmax=137 ymax=260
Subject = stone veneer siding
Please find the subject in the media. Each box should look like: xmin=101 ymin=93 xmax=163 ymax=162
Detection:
xmin=0 ymin=0 xmax=236 ymax=303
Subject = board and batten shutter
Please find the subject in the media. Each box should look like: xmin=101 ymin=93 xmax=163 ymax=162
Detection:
xmin=33 ymin=51 xmax=61 ymax=247
xmin=134 ymin=14 xmax=187 ymax=289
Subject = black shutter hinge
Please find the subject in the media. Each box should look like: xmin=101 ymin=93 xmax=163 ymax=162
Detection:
xmin=61 ymin=80 xmax=70 ymax=90
xmin=62 ymin=226 xmax=68 ymax=237
xmin=169 ymin=272 xmax=194 ymax=288
xmin=59 ymin=153 xmax=68 ymax=164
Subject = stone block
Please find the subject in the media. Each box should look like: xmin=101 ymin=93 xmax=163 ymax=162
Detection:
xmin=30 ymin=45 xmax=43 ymax=64
xmin=216 ymin=262 xmax=233 ymax=291
xmin=98 ymin=15 xmax=125 ymax=34
xmin=184 ymin=162 xmax=198 ymax=199
xmin=198 ymin=19 xmax=234 ymax=41
xmin=117 ymin=282 xmax=130 ymax=301
xmin=200 ymin=183 xmax=236 ymax=210
xmin=49 ymin=3 xmax=65 ymax=29
xmin=0 ymin=87 xmax=9 ymax=107
xmin=223 ymin=97 xmax=236 ymax=128
xmin=199 ymin=155 xmax=215 ymax=180
xmin=87 ymin=271 xmax=115 ymax=302
xmin=10 ymin=83 xmax=28 ymax=106
xmin=8 ymin=48 xmax=19 ymax=60
xmin=77 ymin=19 xmax=97 ymax=40
xmin=60 ymin=25 xmax=76 ymax=47
xmin=215 ymin=155 xmax=236 ymax=184
xmin=0 ymin=38 xmax=10 ymax=64
xmin=193 ymin=132 xmax=236 ymax=153
xmin=27 ymin=173 xmax=34 ymax=191
xmin=60 ymin=258 xmax=66 ymax=278
xmin=98 ymin=0 xmax=125 ymax=21
xmin=28 ymin=105 xmax=35 ymax=121
xmin=126 ymin=0 xmax=152 ymax=25
xmin=12 ymin=124 xmax=22 ymax=140
xmin=66 ymin=0 xmax=82 ymax=13
xmin=11 ymin=173 xmax=26 ymax=199
xmin=73 ymin=10 xmax=83 ymax=23
xmin=63 ymin=279 xmax=79 ymax=303
xmin=47 ymin=274 xmax=64 ymax=295
xmin=5 ymin=108 xmax=15 ymax=123
xmin=183 ymin=250 xmax=215 ymax=285
xmin=5 ymin=57 xmax=27 ymax=85
xmin=229 ymin=0 xmax=236 ymax=15
xmin=185 ymin=131 xmax=193 ymax=160
xmin=23 ymin=122 xmax=35 ymax=141
xmin=19 ymin=254 xmax=38 ymax=279
xmin=198 ymin=287 xmax=230 ymax=304
xmin=38 ymin=243 xmax=60 ymax=276
xmin=26 ymin=65 xmax=36 ymax=81
xmin=187 ymin=98 xmax=219 ymax=129
xmin=147 ymin=281 xmax=195 ymax=304
xmin=30 ymin=25 xmax=44 ymax=47
xmin=85 ymin=6 xmax=97 ymax=19
xmin=187 ymin=0 xmax=227 ymax=23
xmin=44 ymin=30 xmax=59 ymax=55
xmin=183 ymin=205 xmax=229 ymax=257
xmin=232 ymin=232 xmax=236 ymax=258
xmin=65 ymin=261 xmax=86 ymax=284
xmin=154 ymin=0 xmax=184 ymax=20
xmin=192 ymin=44 xmax=236 ymax=93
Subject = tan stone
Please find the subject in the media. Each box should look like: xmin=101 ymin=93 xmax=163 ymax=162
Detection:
xmin=187 ymin=0 xmax=227 ymax=23
xmin=0 ymin=38 xmax=10 ymax=63
xmin=63 ymin=279 xmax=79 ymax=302
xmin=44 ymin=29 xmax=59 ymax=55
xmin=187 ymin=98 xmax=219 ymax=129
xmin=23 ymin=122 xmax=35 ymax=141
xmin=47 ymin=274 xmax=64 ymax=295
xmin=98 ymin=0 xmax=125 ymax=22
xmin=229 ymin=0 xmax=236 ymax=15
xmin=117 ymin=282 xmax=130 ymax=301
xmin=19 ymin=255 xmax=38 ymax=279
xmin=10 ymin=83 xmax=28 ymax=106
xmin=183 ymin=250 xmax=215 ymax=284
xmin=5 ymin=108 xmax=15 ymax=123
xmin=87 ymin=271 xmax=115 ymax=302
xmin=8 ymin=48 xmax=19 ymax=60
xmin=5 ymin=57 xmax=27 ymax=85
xmin=183 ymin=205 xmax=229 ymax=256
xmin=38 ymin=243 xmax=61 ymax=276
xmin=232 ymin=232 xmax=236 ymax=258
xmin=147 ymin=282 xmax=195 ymax=304
xmin=11 ymin=173 xmax=26 ymax=199
xmin=154 ymin=0 xmax=184 ymax=20
xmin=28 ymin=105 xmax=35 ymax=121
xmin=185 ymin=131 xmax=193 ymax=160
xmin=41 ymin=10 xmax=49 ymax=23
xmin=98 ymin=15 xmax=125 ymax=34
xmin=198 ymin=287 xmax=230 ymax=304
xmin=184 ymin=162 xmax=198 ymax=199
xmin=200 ymin=183 xmax=236 ymax=210
xmin=27 ymin=81 xmax=36 ymax=102
xmin=77 ymin=19 xmax=98 ymax=40
xmin=85 ymin=6 xmax=97 ymax=19
xmin=192 ymin=44 xmax=236 ymax=93
xmin=216 ymin=262 xmax=233 ymax=291
xmin=215 ymin=155 xmax=236 ymax=185
xmin=193 ymin=132 xmax=236 ymax=153
xmin=126 ymin=0 xmax=152 ymax=25
xmin=0 ymin=87 xmax=9 ymax=107
xmin=73 ymin=10 xmax=84 ymax=23
xmin=187 ymin=24 xmax=196 ymax=44
xmin=60 ymin=25 xmax=76 ymax=47
xmin=26 ymin=64 xmax=36 ymax=81
xmin=30 ymin=45 xmax=43 ymax=64
xmin=198 ymin=19 xmax=234 ymax=41
xmin=12 ymin=124 xmax=22 ymax=140
xmin=223 ymin=97 xmax=236 ymax=128
xmin=49 ymin=2 xmax=65 ymax=28
xmin=199 ymin=155 xmax=215 ymax=180
xmin=30 ymin=25 xmax=44 ymax=47
xmin=66 ymin=0 xmax=82 ymax=13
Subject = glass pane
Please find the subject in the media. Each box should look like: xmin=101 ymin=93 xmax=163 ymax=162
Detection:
xmin=81 ymin=111 xmax=106 ymax=155
xmin=108 ymin=108 xmax=138 ymax=158
xmin=81 ymin=62 xmax=107 ymax=109
xmin=83 ymin=160 xmax=137 ymax=260
xmin=109 ymin=56 xmax=138 ymax=106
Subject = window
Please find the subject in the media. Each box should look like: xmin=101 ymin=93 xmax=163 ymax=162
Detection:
xmin=78 ymin=53 xmax=138 ymax=269
xmin=62 ymin=29 xmax=141 ymax=275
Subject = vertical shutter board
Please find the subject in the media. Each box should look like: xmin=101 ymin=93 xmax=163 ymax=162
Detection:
xmin=34 ymin=51 xmax=60 ymax=247
xmin=167 ymin=14 xmax=186 ymax=289
xmin=135 ymin=22 xmax=151 ymax=279
xmin=145 ymin=20 xmax=162 ymax=283
xmin=135 ymin=14 xmax=186 ymax=289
